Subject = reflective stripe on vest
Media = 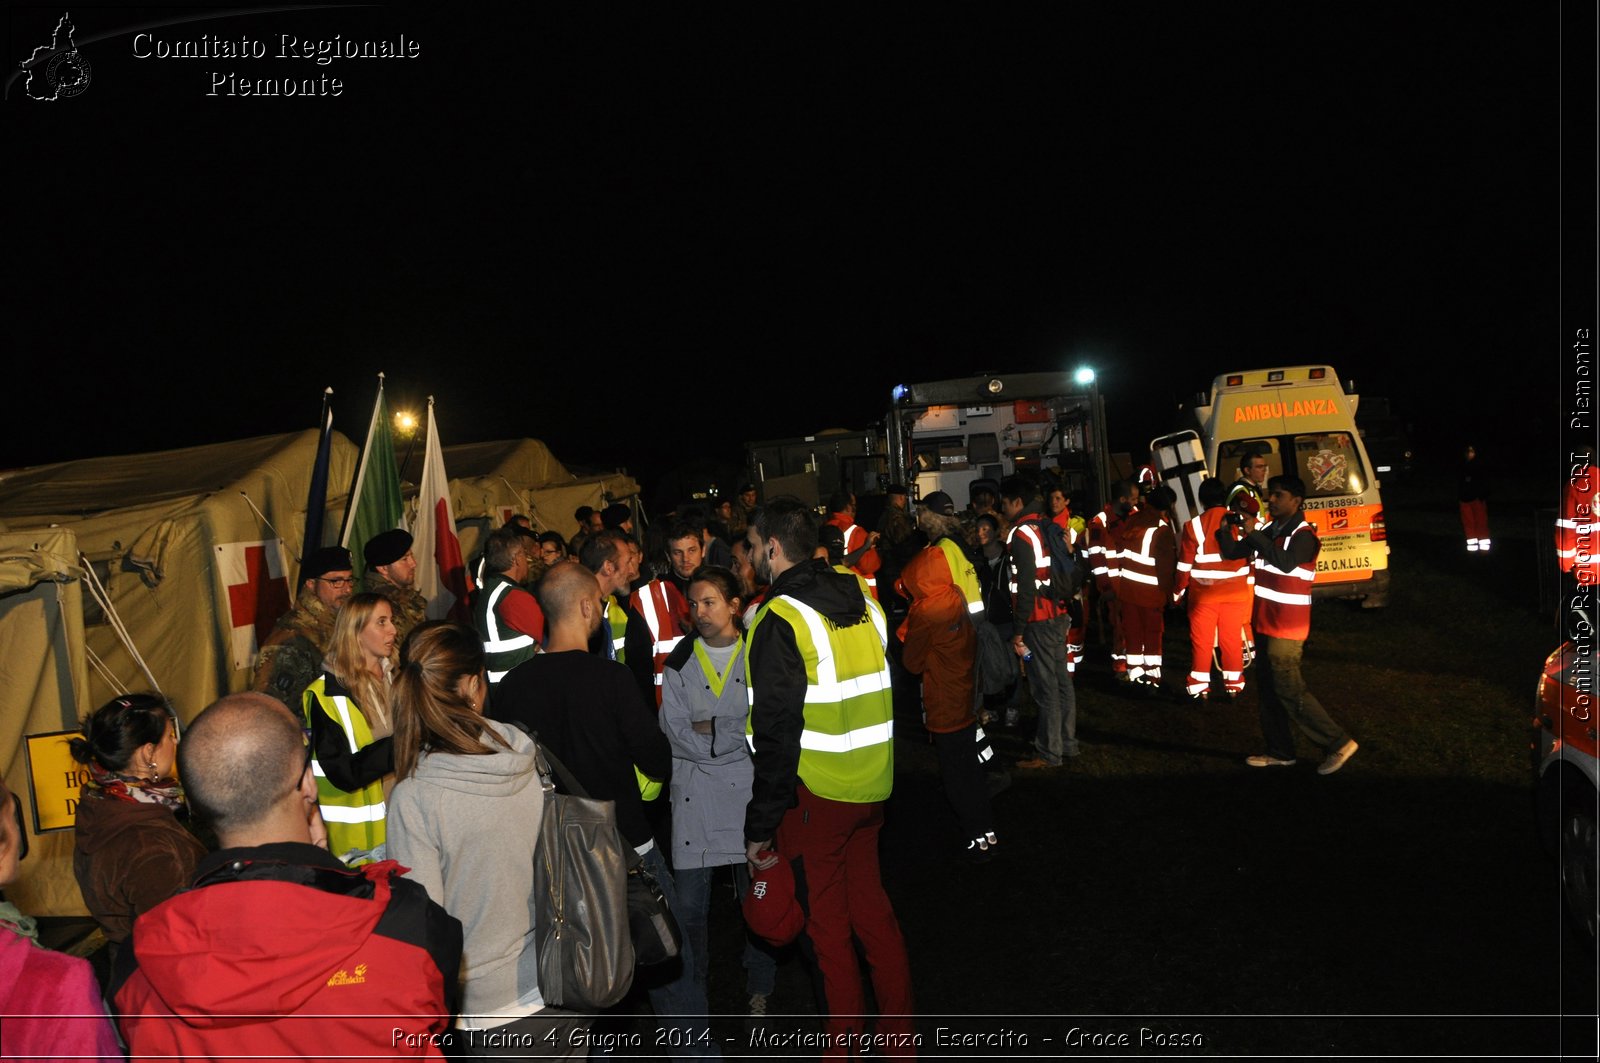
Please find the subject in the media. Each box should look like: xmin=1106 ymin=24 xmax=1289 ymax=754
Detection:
xmin=1252 ymin=520 xmax=1317 ymax=637
xmin=320 ymin=802 xmax=388 ymax=824
xmin=1118 ymin=526 xmax=1162 ymax=585
xmin=1181 ymin=510 xmax=1254 ymax=596
xmin=1004 ymin=523 xmax=1051 ymax=596
xmin=745 ymin=590 xmax=894 ymax=803
xmin=304 ymin=678 xmax=387 ymax=864
xmin=606 ymin=597 xmax=628 ymax=660
xmin=637 ymin=580 xmax=685 ymax=692
xmin=937 ymin=536 xmax=984 ymax=615
xmin=1086 ymin=513 xmax=1111 ymax=576
xmin=842 ymin=523 xmax=879 ymax=594
xmin=1187 ymin=515 xmax=1223 ymax=564
xmin=476 ymin=576 xmax=538 ymax=683
xmin=483 ymin=582 xmax=535 ymax=653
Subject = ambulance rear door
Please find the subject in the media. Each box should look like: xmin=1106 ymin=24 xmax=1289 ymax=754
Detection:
xmin=1197 ymin=366 xmax=1390 ymax=607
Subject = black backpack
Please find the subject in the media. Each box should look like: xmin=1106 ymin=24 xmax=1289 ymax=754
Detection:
xmin=1025 ymin=518 xmax=1087 ymax=604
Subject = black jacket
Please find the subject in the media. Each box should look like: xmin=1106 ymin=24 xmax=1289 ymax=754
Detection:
xmin=743 ymin=559 xmax=876 ymax=844
xmin=491 ymin=650 xmax=671 ymax=849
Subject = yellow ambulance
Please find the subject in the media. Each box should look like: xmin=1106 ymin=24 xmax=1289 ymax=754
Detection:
xmin=1193 ymin=365 xmax=1390 ymax=607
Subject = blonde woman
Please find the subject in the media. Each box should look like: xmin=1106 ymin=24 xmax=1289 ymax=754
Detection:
xmin=303 ymin=592 xmax=396 ymax=866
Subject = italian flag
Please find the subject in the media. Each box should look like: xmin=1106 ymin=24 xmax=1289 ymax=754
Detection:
xmin=341 ymin=375 xmax=404 ymax=580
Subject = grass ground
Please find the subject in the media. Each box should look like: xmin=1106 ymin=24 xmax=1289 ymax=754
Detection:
xmin=686 ymin=468 xmax=1598 ymax=1059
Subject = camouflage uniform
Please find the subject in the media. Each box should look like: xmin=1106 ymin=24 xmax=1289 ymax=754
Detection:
xmin=365 ymin=569 xmax=429 ymax=651
xmin=251 ymin=590 xmax=338 ymax=711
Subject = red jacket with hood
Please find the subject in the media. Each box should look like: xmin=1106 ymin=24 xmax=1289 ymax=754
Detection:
xmin=113 ymin=843 xmax=462 ymax=1061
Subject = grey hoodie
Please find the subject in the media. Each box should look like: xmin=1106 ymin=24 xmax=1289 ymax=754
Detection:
xmin=386 ymin=718 xmax=546 ymax=1022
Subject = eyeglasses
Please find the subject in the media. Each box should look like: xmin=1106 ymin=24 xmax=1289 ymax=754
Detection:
xmin=317 ymin=576 xmax=355 ymax=586
xmin=289 ymin=736 xmax=314 ymax=796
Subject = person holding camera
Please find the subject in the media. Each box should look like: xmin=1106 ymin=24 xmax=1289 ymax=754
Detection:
xmin=1216 ymin=475 xmax=1358 ymax=775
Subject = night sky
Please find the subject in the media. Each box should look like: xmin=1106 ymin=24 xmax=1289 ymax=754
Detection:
xmin=4 ymin=3 xmax=1588 ymax=493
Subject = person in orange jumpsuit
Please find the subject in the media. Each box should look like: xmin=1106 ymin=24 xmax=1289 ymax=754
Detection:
xmin=1174 ymin=478 xmax=1254 ymax=699
xmin=898 ymin=504 xmax=997 ymax=861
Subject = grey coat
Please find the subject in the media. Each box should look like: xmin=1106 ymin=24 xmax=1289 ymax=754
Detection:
xmin=659 ymin=638 xmax=754 ymax=870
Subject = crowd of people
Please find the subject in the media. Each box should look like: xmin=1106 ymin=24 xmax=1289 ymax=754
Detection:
xmin=2 ymin=461 xmax=1378 ymax=1060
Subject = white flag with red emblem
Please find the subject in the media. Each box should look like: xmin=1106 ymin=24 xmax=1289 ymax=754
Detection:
xmin=217 ymin=540 xmax=292 ymax=670
xmin=413 ymin=398 xmax=475 ymax=621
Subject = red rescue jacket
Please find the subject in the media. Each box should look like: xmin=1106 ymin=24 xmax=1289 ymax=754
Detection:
xmin=114 ymin=845 xmax=460 ymax=1061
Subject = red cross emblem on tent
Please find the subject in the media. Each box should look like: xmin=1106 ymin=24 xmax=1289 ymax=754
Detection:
xmin=216 ymin=540 xmax=291 ymax=671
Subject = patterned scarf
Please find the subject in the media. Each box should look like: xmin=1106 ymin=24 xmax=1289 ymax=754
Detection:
xmin=0 ymin=901 xmax=38 ymax=942
xmin=81 ymin=758 xmax=186 ymax=814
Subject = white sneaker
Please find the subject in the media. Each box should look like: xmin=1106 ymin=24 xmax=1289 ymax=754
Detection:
xmin=1317 ymin=739 xmax=1359 ymax=775
xmin=1245 ymin=754 xmax=1297 ymax=768
xmin=748 ymin=993 xmax=768 ymax=1017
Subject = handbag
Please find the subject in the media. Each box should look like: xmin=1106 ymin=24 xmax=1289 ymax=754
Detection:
xmin=531 ymin=741 xmax=683 ymax=1007
xmin=626 ymin=856 xmax=682 ymax=967
xmin=531 ymin=742 xmax=634 ymax=1011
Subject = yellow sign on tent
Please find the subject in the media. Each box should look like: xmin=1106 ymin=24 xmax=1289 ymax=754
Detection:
xmin=23 ymin=731 xmax=88 ymax=833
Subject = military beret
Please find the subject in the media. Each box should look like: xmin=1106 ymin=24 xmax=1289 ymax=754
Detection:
xmin=301 ymin=546 xmax=353 ymax=581
xmin=364 ymin=529 xmax=413 ymax=567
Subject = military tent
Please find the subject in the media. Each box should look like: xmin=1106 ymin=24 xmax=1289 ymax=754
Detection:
xmin=0 ymin=526 xmax=91 ymax=915
xmin=0 ymin=431 xmax=361 ymax=726
xmin=0 ymin=433 xmax=637 ymax=727
xmin=0 ymin=431 xmax=638 ymax=917
xmin=399 ymin=438 xmax=639 ymax=561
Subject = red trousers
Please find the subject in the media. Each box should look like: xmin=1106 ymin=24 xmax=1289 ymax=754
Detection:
xmin=1460 ymin=499 xmax=1490 ymax=550
xmin=777 ymin=784 xmax=915 ymax=1055
xmin=1120 ymin=601 xmax=1165 ymax=679
xmin=1186 ymin=593 xmax=1252 ymax=695
xmin=1106 ymin=595 xmax=1127 ymax=672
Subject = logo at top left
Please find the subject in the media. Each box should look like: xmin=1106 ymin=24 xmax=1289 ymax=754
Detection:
xmin=21 ymin=12 xmax=92 ymax=100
